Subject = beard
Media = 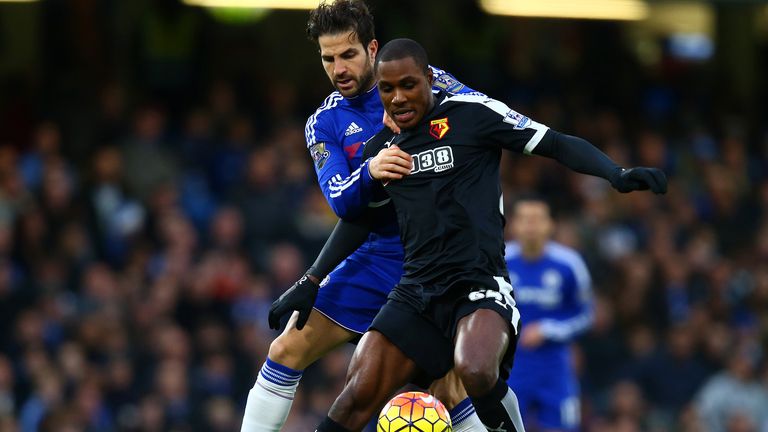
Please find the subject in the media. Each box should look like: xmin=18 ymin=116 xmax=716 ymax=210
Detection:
xmin=335 ymin=66 xmax=375 ymax=97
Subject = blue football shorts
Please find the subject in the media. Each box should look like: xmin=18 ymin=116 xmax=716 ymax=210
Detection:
xmin=313 ymin=245 xmax=403 ymax=335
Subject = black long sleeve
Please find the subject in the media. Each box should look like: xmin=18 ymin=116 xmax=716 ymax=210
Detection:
xmin=532 ymin=130 xmax=623 ymax=184
xmin=308 ymin=212 xmax=374 ymax=279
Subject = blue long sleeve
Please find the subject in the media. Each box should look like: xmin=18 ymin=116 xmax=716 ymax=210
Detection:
xmin=305 ymin=93 xmax=378 ymax=220
xmin=316 ymin=151 xmax=376 ymax=220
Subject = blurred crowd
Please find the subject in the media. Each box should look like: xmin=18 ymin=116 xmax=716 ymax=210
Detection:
xmin=0 ymin=84 xmax=341 ymax=431
xmin=1 ymin=1 xmax=768 ymax=432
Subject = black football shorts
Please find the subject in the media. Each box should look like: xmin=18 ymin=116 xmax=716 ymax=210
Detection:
xmin=369 ymin=281 xmax=521 ymax=387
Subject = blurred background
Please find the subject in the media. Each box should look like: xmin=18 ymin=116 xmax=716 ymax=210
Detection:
xmin=0 ymin=0 xmax=767 ymax=431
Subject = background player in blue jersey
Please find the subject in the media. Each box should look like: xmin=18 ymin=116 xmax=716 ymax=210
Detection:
xmin=240 ymin=1 xmax=486 ymax=430
xmin=504 ymin=196 xmax=594 ymax=432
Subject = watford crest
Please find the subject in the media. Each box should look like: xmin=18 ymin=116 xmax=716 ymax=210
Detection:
xmin=429 ymin=117 xmax=450 ymax=140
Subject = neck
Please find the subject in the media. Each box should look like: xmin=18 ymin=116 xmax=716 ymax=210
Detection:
xmin=359 ymin=75 xmax=376 ymax=95
xmin=426 ymin=93 xmax=436 ymax=114
xmin=520 ymin=242 xmax=544 ymax=260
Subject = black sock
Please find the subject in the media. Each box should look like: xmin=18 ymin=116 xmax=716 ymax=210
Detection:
xmin=469 ymin=379 xmax=524 ymax=432
xmin=316 ymin=416 xmax=354 ymax=432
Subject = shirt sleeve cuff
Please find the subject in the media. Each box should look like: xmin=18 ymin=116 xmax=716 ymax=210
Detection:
xmin=363 ymin=158 xmax=376 ymax=183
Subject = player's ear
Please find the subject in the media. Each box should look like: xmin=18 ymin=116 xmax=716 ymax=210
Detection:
xmin=426 ymin=67 xmax=434 ymax=86
xmin=368 ymin=39 xmax=379 ymax=61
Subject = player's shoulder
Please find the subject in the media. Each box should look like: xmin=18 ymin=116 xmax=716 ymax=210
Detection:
xmin=429 ymin=65 xmax=467 ymax=94
xmin=543 ymin=242 xmax=588 ymax=270
xmin=439 ymin=93 xmax=523 ymax=122
xmin=307 ymin=91 xmax=344 ymax=127
xmin=439 ymin=92 xmax=494 ymax=107
xmin=428 ymin=65 xmax=486 ymax=96
xmin=308 ymin=91 xmax=345 ymax=119
xmin=305 ymin=91 xmax=345 ymax=142
xmin=361 ymin=128 xmax=396 ymax=159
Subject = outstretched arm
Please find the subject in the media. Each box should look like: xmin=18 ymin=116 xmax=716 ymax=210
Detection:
xmin=462 ymin=94 xmax=668 ymax=194
xmin=532 ymin=131 xmax=667 ymax=194
xmin=268 ymin=212 xmax=375 ymax=331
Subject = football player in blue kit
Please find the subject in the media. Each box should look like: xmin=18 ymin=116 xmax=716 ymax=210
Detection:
xmin=240 ymin=1 xmax=486 ymax=431
xmin=504 ymin=196 xmax=594 ymax=432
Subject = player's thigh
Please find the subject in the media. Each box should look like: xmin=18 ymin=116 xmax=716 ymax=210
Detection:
xmin=455 ymin=308 xmax=510 ymax=368
xmin=268 ymin=309 xmax=357 ymax=370
xmin=450 ymin=282 xmax=519 ymax=385
xmin=345 ymin=330 xmax=418 ymax=390
xmin=454 ymin=309 xmax=511 ymax=389
xmin=370 ymin=297 xmax=455 ymax=387
xmin=330 ymin=330 xmax=418 ymax=427
xmin=429 ymin=368 xmax=468 ymax=409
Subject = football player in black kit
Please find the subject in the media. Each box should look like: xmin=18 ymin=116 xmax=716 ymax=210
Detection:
xmin=297 ymin=38 xmax=667 ymax=432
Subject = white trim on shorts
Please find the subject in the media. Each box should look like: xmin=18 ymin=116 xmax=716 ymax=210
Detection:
xmin=312 ymin=306 xmax=365 ymax=335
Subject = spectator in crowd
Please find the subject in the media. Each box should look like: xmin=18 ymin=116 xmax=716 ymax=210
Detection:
xmin=694 ymin=338 xmax=768 ymax=432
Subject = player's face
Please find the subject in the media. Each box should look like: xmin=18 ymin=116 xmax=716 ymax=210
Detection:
xmin=318 ymin=30 xmax=378 ymax=98
xmin=376 ymin=57 xmax=434 ymax=130
xmin=512 ymin=201 xmax=554 ymax=250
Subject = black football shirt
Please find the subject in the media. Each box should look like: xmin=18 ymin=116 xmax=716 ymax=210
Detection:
xmin=362 ymin=91 xmax=553 ymax=304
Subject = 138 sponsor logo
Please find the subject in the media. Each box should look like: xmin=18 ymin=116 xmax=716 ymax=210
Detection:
xmin=411 ymin=146 xmax=454 ymax=174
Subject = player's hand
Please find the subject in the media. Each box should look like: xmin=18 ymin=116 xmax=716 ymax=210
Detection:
xmin=383 ymin=111 xmax=401 ymax=134
xmin=268 ymin=273 xmax=320 ymax=331
xmin=368 ymin=145 xmax=412 ymax=182
xmin=519 ymin=322 xmax=546 ymax=348
xmin=610 ymin=167 xmax=667 ymax=194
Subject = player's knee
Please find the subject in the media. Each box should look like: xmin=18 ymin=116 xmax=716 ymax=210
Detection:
xmin=267 ymin=333 xmax=305 ymax=369
xmin=454 ymin=359 xmax=499 ymax=396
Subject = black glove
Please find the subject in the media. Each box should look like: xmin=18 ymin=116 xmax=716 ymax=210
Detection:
xmin=610 ymin=167 xmax=668 ymax=194
xmin=268 ymin=273 xmax=320 ymax=331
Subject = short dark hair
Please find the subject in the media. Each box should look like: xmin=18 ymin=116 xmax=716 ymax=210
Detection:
xmin=375 ymin=38 xmax=429 ymax=74
xmin=306 ymin=0 xmax=375 ymax=50
xmin=511 ymin=193 xmax=554 ymax=217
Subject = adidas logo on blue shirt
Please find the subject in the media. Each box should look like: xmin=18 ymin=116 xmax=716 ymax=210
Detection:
xmin=344 ymin=122 xmax=363 ymax=136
